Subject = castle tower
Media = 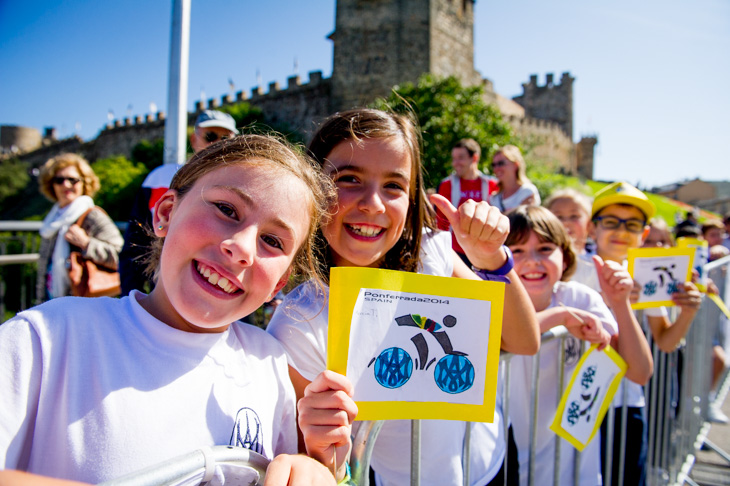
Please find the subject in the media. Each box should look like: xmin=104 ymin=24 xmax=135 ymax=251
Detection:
xmin=513 ymin=72 xmax=574 ymax=140
xmin=575 ymin=135 xmax=598 ymax=180
xmin=330 ymin=0 xmax=481 ymax=110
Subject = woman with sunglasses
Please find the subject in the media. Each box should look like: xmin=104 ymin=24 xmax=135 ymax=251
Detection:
xmin=490 ymin=145 xmax=541 ymax=213
xmin=36 ymin=153 xmax=123 ymax=302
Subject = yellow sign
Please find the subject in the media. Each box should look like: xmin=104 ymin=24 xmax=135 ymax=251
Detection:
xmin=627 ymin=247 xmax=695 ymax=309
xmin=327 ymin=267 xmax=504 ymax=422
xmin=550 ymin=345 xmax=627 ymax=451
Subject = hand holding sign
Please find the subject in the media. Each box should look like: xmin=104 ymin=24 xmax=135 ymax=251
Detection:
xmin=429 ymin=194 xmax=508 ymax=271
xmin=671 ymin=281 xmax=702 ymax=310
xmin=298 ymin=370 xmax=357 ymax=480
xmin=560 ymin=305 xmax=611 ymax=351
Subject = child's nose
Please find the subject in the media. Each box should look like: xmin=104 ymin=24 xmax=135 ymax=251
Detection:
xmin=221 ymin=228 xmax=257 ymax=266
xmin=357 ymin=185 xmax=386 ymax=214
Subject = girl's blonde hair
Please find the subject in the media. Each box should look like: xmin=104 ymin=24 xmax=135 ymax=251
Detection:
xmin=493 ymin=145 xmax=530 ymax=190
xmin=39 ymin=153 xmax=100 ymax=202
xmin=307 ymin=108 xmax=436 ymax=279
xmin=505 ymin=205 xmax=577 ymax=281
xmin=145 ymin=134 xmax=336 ymax=288
xmin=544 ymin=188 xmax=592 ymax=216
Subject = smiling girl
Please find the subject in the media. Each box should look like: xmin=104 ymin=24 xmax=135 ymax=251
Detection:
xmin=268 ymin=108 xmax=540 ymax=486
xmin=0 ymin=135 xmax=344 ymax=486
xmin=505 ymin=205 xmax=614 ymax=486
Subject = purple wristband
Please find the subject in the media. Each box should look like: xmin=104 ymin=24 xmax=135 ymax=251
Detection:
xmin=472 ymin=246 xmax=513 ymax=283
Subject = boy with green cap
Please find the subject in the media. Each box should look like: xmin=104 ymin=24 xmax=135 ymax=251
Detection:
xmin=572 ymin=181 xmax=701 ymax=486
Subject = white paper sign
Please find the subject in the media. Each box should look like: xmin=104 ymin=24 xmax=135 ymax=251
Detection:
xmin=346 ymin=287 xmax=492 ymax=405
xmin=550 ymin=346 xmax=626 ymax=450
xmin=628 ymin=248 xmax=693 ymax=309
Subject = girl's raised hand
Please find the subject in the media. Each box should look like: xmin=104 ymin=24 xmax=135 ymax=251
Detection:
xmin=592 ymin=255 xmax=633 ymax=306
xmin=297 ymin=370 xmax=357 ymax=482
xmin=429 ymin=194 xmax=509 ymax=270
xmin=561 ymin=306 xmax=611 ymax=350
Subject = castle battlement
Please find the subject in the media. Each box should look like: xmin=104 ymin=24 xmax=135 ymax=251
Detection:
xmin=101 ymin=70 xmax=331 ymax=136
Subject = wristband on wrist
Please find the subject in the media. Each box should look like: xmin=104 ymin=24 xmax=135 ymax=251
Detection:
xmin=472 ymin=246 xmax=513 ymax=283
xmin=338 ymin=461 xmax=354 ymax=485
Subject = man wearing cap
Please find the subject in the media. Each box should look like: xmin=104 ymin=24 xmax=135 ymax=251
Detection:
xmin=119 ymin=110 xmax=239 ymax=295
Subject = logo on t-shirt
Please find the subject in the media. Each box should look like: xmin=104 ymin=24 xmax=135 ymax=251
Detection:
xmin=229 ymin=407 xmax=264 ymax=455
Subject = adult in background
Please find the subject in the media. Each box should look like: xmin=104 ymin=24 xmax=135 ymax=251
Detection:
xmin=490 ymin=144 xmax=540 ymax=213
xmin=36 ymin=153 xmax=123 ymax=303
xmin=436 ymin=138 xmax=497 ymax=266
xmin=119 ymin=110 xmax=239 ymax=295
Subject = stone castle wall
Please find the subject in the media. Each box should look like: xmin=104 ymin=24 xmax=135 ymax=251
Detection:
xmin=4 ymin=0 xmax=595 ymax=179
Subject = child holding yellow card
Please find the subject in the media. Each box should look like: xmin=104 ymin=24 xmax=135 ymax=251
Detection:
xmin=269 ymin=108 xmax=540 ymax=486
xmin=572 ymin=182 xmax=700 ymax=486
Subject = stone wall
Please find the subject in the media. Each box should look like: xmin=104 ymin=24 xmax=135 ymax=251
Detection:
xmin=1 ymin=125 xmax=42 ymax=153
xmin=513 ymin=72 xmax=574 ymax=140
xmin=506 ymin=114 xmax=575 ymax=170
xmin=7 ymin=0 xmax=592 ymax=181
xmin=331 ymin=0 xmax=479 ymax=110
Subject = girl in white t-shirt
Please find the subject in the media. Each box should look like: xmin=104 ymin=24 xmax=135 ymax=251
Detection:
xmin=0 ymin=135 xmax=346 ymax=486
xmin=269 ymin=108 xmax=540 ymax=486
xmin=504 ymin=205 xmax=616 ymax=486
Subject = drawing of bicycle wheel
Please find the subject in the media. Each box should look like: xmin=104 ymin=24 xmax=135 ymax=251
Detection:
xmin=434 ymin=354 xmax=474 ymax=394
xmin=374 ymin=347 xmax=413 ymax=389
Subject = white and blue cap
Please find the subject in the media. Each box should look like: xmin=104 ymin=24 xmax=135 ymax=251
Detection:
xmin=194 ymin=110 xmax=239 ymax=134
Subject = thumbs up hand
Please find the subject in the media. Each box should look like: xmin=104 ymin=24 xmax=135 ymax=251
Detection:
xmin=429 ymin=194 xmax=509 ymax=270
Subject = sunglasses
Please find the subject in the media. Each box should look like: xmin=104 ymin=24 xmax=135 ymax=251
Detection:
xmin=203 ymin=132 xmax=232 ymax=144
xmin=492 ymin=160 xmax=510 ymax=168
xmin=593 ymin=216 xmax=646 ymax=234
xmin=52 ymin=176 xmax=81 ymax=186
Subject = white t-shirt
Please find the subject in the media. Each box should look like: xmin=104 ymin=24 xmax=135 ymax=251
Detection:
xmin=0 ymin=291 xmax=297 ymax=484
xmin=571 ymin=253 xmax=658 ymax=408
xmin=492 ymin=182 xmax=541 ymax=213
xmin=509 ymin=281 xmax=618 ymax=486
xmin=267 ymin=230 xmax=506 ymax=486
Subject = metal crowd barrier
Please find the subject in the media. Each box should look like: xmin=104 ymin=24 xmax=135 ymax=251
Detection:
xmin=2 ymin=220 xmax=729 ymax=485
xmin=350 ymin=255 xmax=730 ymax=486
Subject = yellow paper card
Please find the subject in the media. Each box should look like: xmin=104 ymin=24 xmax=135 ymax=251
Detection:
xmin=677 ymin=237 xmax=709 ymax=286
xmin=627 ymin=247 xmax=695 ymax=309
xmin=550 ymin=345 xmax=627 ymax=451
xmin=328 ymin=267 xmax=504 ymax=422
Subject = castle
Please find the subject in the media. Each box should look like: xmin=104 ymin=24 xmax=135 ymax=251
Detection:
xmin=1 ymin=0 xmax=596 ymax=180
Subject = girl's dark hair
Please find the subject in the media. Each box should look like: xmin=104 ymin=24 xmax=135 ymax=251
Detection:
xmin=145 ymin=134 xmax=336 ymax=289
xmin=307 ymin=108 xmax=436 ymax=280
xmin=505 ymin=205 xmax=577 ymax=281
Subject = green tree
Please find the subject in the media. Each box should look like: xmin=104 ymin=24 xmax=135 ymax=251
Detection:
xmin=218 ymin=103 xmax=305 ymax=145
xmin=91 ymin=155 xmax=148 ymax=221
xmin=373 ymin=74 xmax=518 ymax=188
xmin=0 ymin=158 xmax=31 ymax=210
xmin=131 ymin=138 xmax=165 ymax=171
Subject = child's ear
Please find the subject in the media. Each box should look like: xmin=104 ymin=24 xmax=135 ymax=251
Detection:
xmin=152 ymin=190 xmax=178 ymax=237
xmin=639 ymin=225 xmax=651 ymax=245
xmin=270 ymin=268 xmax=292 ymax=301
xmin=588 ymin=220 xmax=597 ymax=237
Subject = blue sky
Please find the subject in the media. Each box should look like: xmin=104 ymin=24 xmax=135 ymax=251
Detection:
xmin=1 ymin=0 xmax=728 ymax=187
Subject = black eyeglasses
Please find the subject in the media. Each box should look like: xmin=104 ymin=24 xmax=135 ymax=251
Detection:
xmin=492 ymin=160 xmax=509 ymax=168
xmin=593 ymin=216 xmax=646 ymax=234
xmin=203 ymin=132 xmax=232 ymax=143
xmin=52 ymin=176 xmax=81 ymax=186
